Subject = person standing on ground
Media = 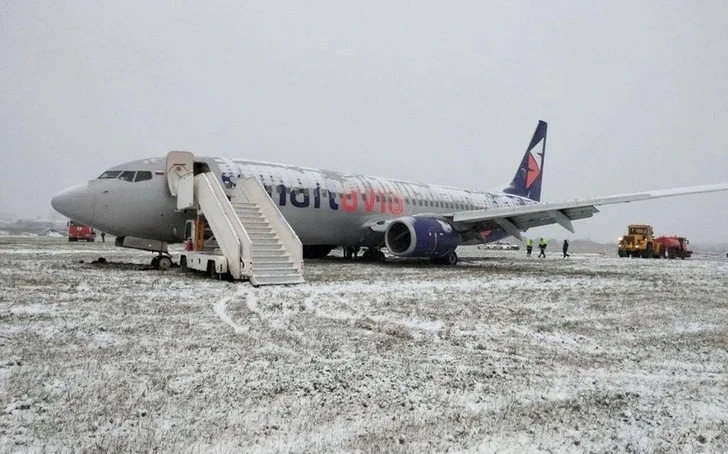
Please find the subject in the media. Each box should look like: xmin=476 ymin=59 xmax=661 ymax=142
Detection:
xmin=101 ymin=232 xmax=105 ymax=242
xmin=538 ymin=238 xmax=547 ymax=258
xmin=526 ymin=238 xmax=533 ymax=256
xmin=563 ymin=239 xmax=570 ymax=258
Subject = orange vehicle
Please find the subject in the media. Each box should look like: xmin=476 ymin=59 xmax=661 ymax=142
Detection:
xmin=67 ymin=220 xmax=96 ymax=242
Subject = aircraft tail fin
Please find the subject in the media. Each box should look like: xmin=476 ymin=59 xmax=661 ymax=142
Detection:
xmin=503 ymin=120 xmax=547 ymax=202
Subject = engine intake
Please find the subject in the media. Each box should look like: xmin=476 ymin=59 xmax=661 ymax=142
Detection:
xmin=385 ymin=216 xmax=461 ymax=257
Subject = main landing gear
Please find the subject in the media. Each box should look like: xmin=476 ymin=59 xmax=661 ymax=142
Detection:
xmin=361 ymin=248 xmax=386 ymax=262
xmin=302 ymin=245 xmax=334 ymax=259
xmin=431 ymin=251 xmax=458 ymax=266
xmin=151 ymin=253 xmax=173 ymax=270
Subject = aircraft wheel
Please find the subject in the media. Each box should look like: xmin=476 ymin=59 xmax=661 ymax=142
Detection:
xmin=158 ymin=256 xmax=172 ymax=270
xmin=444 ymin=251 xmax=458 ymax=266
xmin=151 ymin=256 xmax=160 ymax=268
xmin=362 ymin=250 xmax=385 ymax=262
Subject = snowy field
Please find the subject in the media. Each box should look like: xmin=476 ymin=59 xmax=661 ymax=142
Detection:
xmin=1 ymin=236 xmax=727 ymax=452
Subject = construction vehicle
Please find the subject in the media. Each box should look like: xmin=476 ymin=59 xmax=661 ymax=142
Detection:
xmin=618 ymin=224 xmax=655 ymax=257
xmin=617 ymin=224 xmax=692 ymax=259
xmin=67 ymin=220 xmax=96 ymax=242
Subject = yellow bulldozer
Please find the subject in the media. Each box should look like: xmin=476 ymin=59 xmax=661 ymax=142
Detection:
xmin=618 ymin=224 xmax=656 ymax=258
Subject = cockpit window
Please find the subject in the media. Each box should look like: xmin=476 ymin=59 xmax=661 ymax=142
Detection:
xmin=98 ymin=170 xmax=122 ymax=179
xmin=134 ymin=171 xmax=152 ymax=182
xmin=118 ymin=171 xmax=136 ymax=182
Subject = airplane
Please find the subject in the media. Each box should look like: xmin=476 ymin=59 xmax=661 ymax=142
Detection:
xmin=51 ymin=121 xmax=728 ymax=267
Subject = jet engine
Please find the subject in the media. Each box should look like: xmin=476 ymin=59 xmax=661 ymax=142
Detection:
xmin=384 ymin=216 xmax=461 ymax=258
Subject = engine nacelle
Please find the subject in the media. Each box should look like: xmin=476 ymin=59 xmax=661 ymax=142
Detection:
xmin=384 ymin=216 xmax=461 ymax=258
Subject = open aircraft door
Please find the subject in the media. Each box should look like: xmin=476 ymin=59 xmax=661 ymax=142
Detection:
xmin=166 ymin=151 xmax=195 ymax=211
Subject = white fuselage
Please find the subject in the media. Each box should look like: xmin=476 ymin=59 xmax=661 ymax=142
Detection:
xmin=52 ymin=156 xmax=536 ymax=247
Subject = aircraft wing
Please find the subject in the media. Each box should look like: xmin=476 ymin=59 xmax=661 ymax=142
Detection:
xmin=448 ymin=183 xmax=728 ymax=241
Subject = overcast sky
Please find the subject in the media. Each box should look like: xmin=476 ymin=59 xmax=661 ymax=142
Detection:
xmin=1 ymin=1 xmax=727 ymax=242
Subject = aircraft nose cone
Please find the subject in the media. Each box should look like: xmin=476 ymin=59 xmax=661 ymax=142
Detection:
xmin=52 ymin=183 xmax=94 ymax=224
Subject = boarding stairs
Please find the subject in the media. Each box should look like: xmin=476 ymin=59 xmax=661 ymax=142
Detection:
xmin=229 ymin=179 xmax=305 ymax=286
xmin=166 ymin=151 xmax=303 ymax=286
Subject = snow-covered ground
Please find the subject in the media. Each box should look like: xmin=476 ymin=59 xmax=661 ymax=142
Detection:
xmin=1 ymin=236 xmax=727 ymax=452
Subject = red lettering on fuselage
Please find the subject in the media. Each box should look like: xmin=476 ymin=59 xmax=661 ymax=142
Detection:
xmin=363 ymin=189 xmax=377 ymax=212
xmin=269 ymin=182 xmax=405 ymax=215
xmin=340 ymin=191 xmax=358 ymax=212
xmin=389 ymin=195 xmax=403 ymax=215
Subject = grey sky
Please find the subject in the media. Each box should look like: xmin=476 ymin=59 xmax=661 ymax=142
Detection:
xmin=2 ymin=1 xmax=727 ymax=242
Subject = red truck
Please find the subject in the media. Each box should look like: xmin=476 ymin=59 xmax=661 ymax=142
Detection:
xmin=653 ymin=236 xmax=692 ymax=259
xmin=67 ymin=220 xmax=96 ymax=242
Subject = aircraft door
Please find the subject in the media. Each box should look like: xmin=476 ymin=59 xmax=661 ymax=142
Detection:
xmin=166 ymin=151 xmax=195 ymax=210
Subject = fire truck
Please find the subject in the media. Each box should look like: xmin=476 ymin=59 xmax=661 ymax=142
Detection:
xmin=67 ymin=220 xmax=96 ymax=242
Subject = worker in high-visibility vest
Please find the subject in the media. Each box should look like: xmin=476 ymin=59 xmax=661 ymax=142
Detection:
xmin=526 ymin=238 xmax=533 ymax=256
xmin=538 ymin=238 xmax=547 ymax=258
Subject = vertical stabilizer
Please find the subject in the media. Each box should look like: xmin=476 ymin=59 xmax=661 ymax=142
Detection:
xmin=503 ymin=120 xmax=547 ymax=201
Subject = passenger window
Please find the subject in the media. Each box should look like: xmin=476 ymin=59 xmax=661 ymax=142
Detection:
xmin=134 ymin=171 xmax=152 ymax=182
xmin=118 ymin=171 xmax=136 ymax=182
xmin=98 ymin=170 xmax=121 ymax=179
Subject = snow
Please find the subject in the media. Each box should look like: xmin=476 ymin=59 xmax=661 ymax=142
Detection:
xmin=0 ymin=237 xmax=727 ymax=451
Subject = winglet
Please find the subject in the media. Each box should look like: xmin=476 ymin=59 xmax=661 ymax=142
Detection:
xmin=503 ymin=121 xmax=547 ymax=202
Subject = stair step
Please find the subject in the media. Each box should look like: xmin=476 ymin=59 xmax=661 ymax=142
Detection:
xmin=253 ymin=260 xmax=295 ymax=269
xmin=249 ymin=233 xmax=277 ymax=240
xmin=249 ymin=238 xmax=280 ymax=245
xmin=253 ymin=266 xmax=299 ymax=276
xmin=248 ymin=231 xmax=278 ymax=240
xmin=252 ymin=249 xmax=287 ymax=257
xmin=241 ymin=220 xmax=270 ymax=226
xmin=252 ymin=254 xmax=289 ymax=262
xmin=253 ymin=245 xmax=284 ymax=252
xmin=245 ymin=226 xmax=274 ymax=232
xmin=252 ymin=274 xmax=305 ymax=286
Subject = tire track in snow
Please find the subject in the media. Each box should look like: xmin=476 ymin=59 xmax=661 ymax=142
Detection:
xmin=212 ymin=297 xmax=248 ymax=334
xmin=212 ymin=290 xmax=303 ymax=357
